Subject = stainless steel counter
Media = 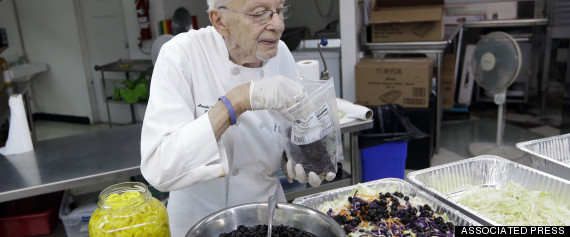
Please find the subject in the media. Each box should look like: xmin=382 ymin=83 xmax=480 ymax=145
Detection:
xmin=1 ymin=119 xmax=373 ymax=203
xmin=0 ymin=124 xmax=142 ymax=203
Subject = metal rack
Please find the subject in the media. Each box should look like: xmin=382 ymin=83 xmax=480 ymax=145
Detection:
xmin=356 ymin=0 xmax=464 ymax=153
xmin=462 ymin=19 xmax=547 ymax=28
xmin=542 ymin=0 xmax=570 ymax=113
xmin=94 ymin=59 xmax=153 ymax=127
xmin=363 ymin=32 xmax=460 ymax=154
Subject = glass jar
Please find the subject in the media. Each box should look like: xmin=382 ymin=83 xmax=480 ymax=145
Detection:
xmin=88 ymin=182 xmax=170 ymax=236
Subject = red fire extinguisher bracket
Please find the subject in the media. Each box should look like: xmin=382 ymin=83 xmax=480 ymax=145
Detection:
xmin=136 ymin=0 xmax=152 ymax=40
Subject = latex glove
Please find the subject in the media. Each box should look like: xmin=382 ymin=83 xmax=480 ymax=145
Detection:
xmin=249 ymin=75 xmax=304 ymax=111
xmin=286 ymin=160 xmax=336 ymax=187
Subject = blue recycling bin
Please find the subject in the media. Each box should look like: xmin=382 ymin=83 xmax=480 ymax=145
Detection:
xmin=359 ymin=136 xmax=408 ymax=181
xmin=358 ymin=104 xmax=426 ymax=182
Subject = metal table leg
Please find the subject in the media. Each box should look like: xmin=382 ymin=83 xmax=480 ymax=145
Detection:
xmin=22 ymin=87 xmax=36 ymax=144
xmin=541 ymin=27 xmax=553 ymax=113
xmin=130 ymin=104 xmax=136 ymax=124
xmin=435 ymin=52 xmax=442 ymax=154
xmin=351 ymin=132 xmax=361 ymax=185
xmin=100 ymin=71 xmax=112 ymax=128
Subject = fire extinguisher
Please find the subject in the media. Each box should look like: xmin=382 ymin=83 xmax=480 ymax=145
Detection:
xmin=136 ymin=0 xmax=151 ymax=40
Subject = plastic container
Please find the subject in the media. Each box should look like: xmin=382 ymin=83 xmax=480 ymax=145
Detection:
xmin=88 ymin=182 xmax=170 ymax=236
xmin=360 ymin=140 xmax=408 ymax=181
xmin=0 ymin=191 xmax=63 ymax=237
xmin=59 ymin=190 xmax=99 ymax=237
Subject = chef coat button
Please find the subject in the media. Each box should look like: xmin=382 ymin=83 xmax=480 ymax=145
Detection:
xmin=260 ymin=71 xmax=264 ymax=77
xmin=232 ymin=169 xmax=239 ymax=176
xmin=232 ymin=67 xmax=240 ymax=75
xmin=258 ymin=123 xmax=264 ymax=130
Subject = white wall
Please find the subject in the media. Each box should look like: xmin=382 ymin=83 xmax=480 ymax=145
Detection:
xmin=123 ymin=0 xmax=153 ymax=60
xmin=123 ymin=0 xmax=199 ymax=59
xmin=79 ymin=0 xmax=131 ymax=124
xmin=339 ymin=0 xmax=359 ymax=102
xmin=16 ymin=0 xmax=93 ymax=119
xmin=3 ymin=0 xmax=345 ymax=123
xmin=10 ymin=0 xmax=198 ymax=124
xmin=0 ymin=0 xmax=24 ymax=62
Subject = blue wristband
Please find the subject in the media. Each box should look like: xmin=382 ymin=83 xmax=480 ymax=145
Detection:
xmin=219 ymin=96 xmax=237 ymax=125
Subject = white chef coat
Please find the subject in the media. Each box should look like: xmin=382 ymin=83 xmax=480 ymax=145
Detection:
xmin=140 ymin=26 xmax=300 ymax=237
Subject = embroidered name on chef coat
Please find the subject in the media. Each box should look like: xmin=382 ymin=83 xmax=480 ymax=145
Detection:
xmin=197 ymin=104 xmax=212 ymax=115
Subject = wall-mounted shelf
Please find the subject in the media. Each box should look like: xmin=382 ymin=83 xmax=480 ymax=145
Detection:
xmin=463 ymin=19 xmax=548 ymax=28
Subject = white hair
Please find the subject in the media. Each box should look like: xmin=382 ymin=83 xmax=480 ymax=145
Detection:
xmin=207 ymin=0 xmax=226 ymax=11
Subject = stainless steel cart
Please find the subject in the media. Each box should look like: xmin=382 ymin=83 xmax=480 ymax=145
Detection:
xmin=95 ymin=59 xmax=153 ymax=127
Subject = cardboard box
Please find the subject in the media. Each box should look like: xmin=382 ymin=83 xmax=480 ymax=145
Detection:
xmin=441 ymin=54 xmax=456 ymax=109
xmin=355 ymin=58 xmax=433 ymax=108
xmin=370 ymin=0 xmax=444 ymax=43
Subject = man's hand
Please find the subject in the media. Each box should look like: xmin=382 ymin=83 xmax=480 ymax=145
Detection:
xmin=249 ymin=75 xmax=303 ymax=111
xmin=285 ymin=160 xmax=336 ymax=187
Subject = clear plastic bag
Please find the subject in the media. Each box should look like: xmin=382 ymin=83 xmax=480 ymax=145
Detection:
xmin=281 ymin=79 xmax=342 ymax=180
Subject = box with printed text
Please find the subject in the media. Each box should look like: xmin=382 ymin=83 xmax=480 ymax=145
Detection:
xmin=355 ymin=57 xmax=433 ymax=108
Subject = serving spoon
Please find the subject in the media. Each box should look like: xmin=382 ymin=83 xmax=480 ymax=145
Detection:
xmin=267 ymin=193 xmax=277 ymax=237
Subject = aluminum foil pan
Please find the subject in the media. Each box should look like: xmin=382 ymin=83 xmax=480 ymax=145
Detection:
xmin=516 ymin=133 xmax=570 ymax=181
xmin=407 ymin=155 xmax=570 ymax=226
xmin=293 ymin=178 xmax=481 ymax=227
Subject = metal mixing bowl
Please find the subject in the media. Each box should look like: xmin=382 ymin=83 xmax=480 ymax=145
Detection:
xmin=186 ymin=202 xmax=345 ymax=237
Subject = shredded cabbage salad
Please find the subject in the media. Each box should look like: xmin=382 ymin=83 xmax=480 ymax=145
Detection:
xmin=458 ymin=181 xmax=570 ymax=226
xmin=318 ymin=185 xmax=455 ymax=237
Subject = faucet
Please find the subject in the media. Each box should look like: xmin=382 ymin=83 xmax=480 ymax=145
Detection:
xmin=318 ymin=38 xmax=330 ymax=80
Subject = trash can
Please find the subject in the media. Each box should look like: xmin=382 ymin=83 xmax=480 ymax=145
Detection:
xmin=358 ymin=104 xmax=427 ymax=181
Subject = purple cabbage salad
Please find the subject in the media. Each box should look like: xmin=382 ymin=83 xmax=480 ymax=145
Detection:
xmin=318 ymin=186 xmax=455 ymax=237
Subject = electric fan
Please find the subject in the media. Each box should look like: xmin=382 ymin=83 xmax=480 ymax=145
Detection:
xmin=468 ymin=31 xmax=525 ymax=159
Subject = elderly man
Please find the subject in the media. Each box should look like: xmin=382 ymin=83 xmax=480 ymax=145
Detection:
xmin=140 ymin=0 xmax=335 ymax=235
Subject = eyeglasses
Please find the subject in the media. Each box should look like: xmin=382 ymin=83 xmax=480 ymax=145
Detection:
xmin=218 ymin=5 xmax=292 ymax=24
